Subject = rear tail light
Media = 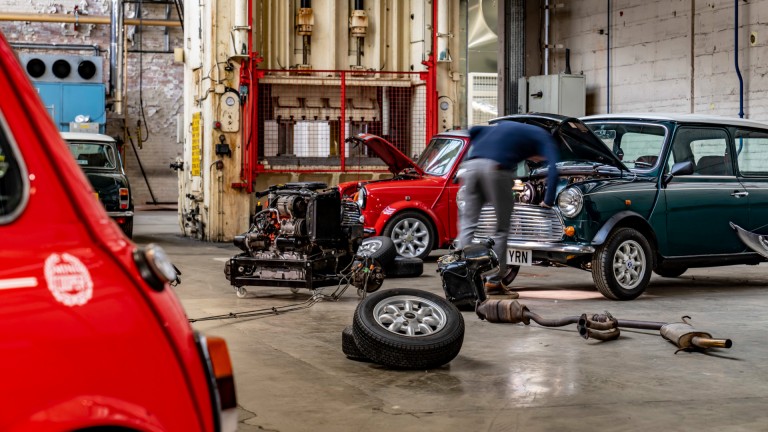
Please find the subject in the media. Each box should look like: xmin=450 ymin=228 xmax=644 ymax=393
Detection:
xmin=197 ymin=333 xmax=238 ymax=432
xmin=206 ymin=336 xmax=237 ymax=410
xmin=119 ymin=187 xmax=129 ymax=209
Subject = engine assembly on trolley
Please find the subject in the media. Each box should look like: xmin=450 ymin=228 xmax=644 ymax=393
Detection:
xmin=226 ymin=182 xmax=374 ymax=297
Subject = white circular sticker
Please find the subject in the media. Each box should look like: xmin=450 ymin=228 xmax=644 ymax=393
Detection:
xmin=44 ymin=253 xmax=94 ymax=307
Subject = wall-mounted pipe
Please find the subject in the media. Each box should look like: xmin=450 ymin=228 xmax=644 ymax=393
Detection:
xmin=111 ymin=0 xmax=124 ymax=115
xmin=10 ymin=42 xmax=100 ymax=56
xmin=544 ymin=0 xmax=550 ymax=75
xmin=437 ymin=0 xmax=449 ymax=61
xmin=0 ymin=12 xmax=180 ymax=27
xmin=606 ymin=0 xmax=611 ymax=113
xmin=734 ymin=0 xmax=744 ymax=118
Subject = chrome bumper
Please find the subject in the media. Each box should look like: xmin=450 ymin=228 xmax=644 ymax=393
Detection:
xmin=107 ymin=211 xmax=134 ymax=218
xmin=506 ymin=239 xmax=595 ymax=254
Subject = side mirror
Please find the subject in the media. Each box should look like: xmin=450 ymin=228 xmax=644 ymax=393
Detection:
xmin=663 ymin=161 xmax=694 ymax=187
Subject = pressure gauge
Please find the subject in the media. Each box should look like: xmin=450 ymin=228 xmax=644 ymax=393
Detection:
xmin=225 ymin=95 xmax=237 ymax=106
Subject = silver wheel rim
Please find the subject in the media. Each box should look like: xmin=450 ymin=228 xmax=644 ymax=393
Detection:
xmin=391 ymin=218 xmax=430 ymax=258
xmin=358 ymin=239 xmax=383 ymax=255
xmin=372 ymin=295 xmax=447 ymax=337
xmin=612 ymin=239 xmax=646 ymax=290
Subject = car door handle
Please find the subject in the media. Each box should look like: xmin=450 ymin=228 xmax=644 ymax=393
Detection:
xmin=731 ymin=191 xmax=749 ymax=198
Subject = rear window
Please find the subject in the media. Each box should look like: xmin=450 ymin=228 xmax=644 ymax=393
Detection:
xmin=0 ymin=112 xmax=28 ymax=222
xmin=67 ymin=141 xmax=117 ymax=169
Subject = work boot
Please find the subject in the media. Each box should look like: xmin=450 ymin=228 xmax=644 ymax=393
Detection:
xmin=484 ymin=280 xmax=520 ymax=299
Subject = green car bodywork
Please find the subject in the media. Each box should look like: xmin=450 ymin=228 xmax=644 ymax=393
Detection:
xmin=478 ymin=113 xmax=768 ymax=300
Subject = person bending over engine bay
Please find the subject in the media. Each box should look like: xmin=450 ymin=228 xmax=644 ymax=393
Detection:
xmin=456 ymin=121 xmax=559 ymax=297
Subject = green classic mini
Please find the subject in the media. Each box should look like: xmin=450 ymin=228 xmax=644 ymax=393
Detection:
xmin=465 ymin=113 xmax=768 ymax=300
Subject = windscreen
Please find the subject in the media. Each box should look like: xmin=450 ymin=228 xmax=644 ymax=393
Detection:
xmin=416 ymin=138 xmax=463 ymax=176
xmin=586 ymin=122 xmax=667 ymax=170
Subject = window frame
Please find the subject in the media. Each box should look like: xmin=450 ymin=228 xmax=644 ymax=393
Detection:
xmin=732 ymin=127 xmax=768 ymax=178
xmin=0 ymin=110 xmax=30 ymax=225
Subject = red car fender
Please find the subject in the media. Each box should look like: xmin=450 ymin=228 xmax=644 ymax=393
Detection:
xmin=372 ymin=200 xmax=446 ymax=241
xmin=10 ymin=396 xmax=166 ymax=432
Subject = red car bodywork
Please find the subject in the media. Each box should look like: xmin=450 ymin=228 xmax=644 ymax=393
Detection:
xmin=0 ymin=33 xmax=234 ymax=431
xmin=339 ymin=132 xmax=471 ymax=256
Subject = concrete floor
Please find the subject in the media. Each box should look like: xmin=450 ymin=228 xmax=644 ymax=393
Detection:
xmin=136 ymin=211 xmax=768 ymax=432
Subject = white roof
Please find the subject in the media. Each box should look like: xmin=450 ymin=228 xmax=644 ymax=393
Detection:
xmin=60 ymin=132 xmax=116 ymax=143
xmin=581 ymin=113 xmax=768 ymax=129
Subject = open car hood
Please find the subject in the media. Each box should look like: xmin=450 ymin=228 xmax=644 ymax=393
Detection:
xmin=345 ymin=134 xmax=424 ymax=176
xmin=490 ymin=114 xmax=628 ymax=171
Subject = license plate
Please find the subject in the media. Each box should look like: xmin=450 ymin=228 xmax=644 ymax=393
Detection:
xmin=507 ymin=248 xmax=533 ymax=266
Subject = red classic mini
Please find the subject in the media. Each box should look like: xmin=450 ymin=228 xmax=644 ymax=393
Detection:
xmin=0 ymin=32 xmax=236 ymax=431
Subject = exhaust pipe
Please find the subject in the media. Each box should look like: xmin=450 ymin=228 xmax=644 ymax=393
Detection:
xmin=476 ymin=300 xmax=731 ymax=352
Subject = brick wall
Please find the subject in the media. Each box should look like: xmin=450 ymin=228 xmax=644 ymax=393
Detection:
xmin=547 ymin=0 xmax=768 ymax=121
xmin=0 ymin=0 xmax=183 ymax=206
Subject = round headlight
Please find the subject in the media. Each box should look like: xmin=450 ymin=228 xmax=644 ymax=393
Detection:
xmin=557 ymin=188 xmax=583 ymax=218
xmin=133 ymin=243 xmax=179 ymax=291
xmin=356 ymin=187 xmax=367 ymax=209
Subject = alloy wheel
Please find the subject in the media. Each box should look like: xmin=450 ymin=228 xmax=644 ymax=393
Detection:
xmin=372 ymin=295 xmax=447 ymax=337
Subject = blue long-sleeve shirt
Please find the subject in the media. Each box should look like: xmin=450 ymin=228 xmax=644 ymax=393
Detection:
xmin=467 ymin=121 xmax=560 ymax=205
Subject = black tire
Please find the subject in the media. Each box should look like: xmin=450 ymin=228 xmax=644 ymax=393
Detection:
xmin=591 ymin=227 xmax=653 ymax=300
xmin=501 ymin=266 xmax=520 ymax=288
xmin=121 ymin=218 xmax=134 ymax=239
xmin=654 ymin=267 xmax=688 ymax=278
xmin=382 ymin=211 xmax=435 ymax=260
xmin=224 ymin=260 xmax=231 ymax=281
xmin=352 ymin=288 xmax=465 ymax=369
xmin=341 ymin=326 xmax=370 ymax=362
xmin=384 ymin=256 xmax=424 ymax=278
xmin=357 ymin=236 xmax=397 ymax=266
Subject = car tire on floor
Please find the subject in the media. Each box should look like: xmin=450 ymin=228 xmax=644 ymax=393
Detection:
xmin=341 ymin=325 xmax=370 ymax=362
xmin=384 ymin=256 xmax=423 ymax=278
xmin=352 ymin=288 xmax=465 ymax=369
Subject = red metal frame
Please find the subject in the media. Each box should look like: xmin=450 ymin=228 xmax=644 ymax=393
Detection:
xmin=235 ymin=0 xmax=439 ymax=192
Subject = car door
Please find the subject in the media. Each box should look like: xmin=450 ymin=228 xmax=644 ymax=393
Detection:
xmin=663 ymin=126 xmax=749 ymax=256
xmin=733 ymin=128 xmax=768 ymax=236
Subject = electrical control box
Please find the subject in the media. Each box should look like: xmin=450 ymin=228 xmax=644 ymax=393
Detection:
xmin=219 ymin=91 xmax=240 ymax=132
xmin=518 ymin=74 xmax=586 ymax=117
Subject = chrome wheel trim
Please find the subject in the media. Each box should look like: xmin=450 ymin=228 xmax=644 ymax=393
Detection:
xmin=358 ymin=239 xmax=383 ymax=255
xmin=391 ymin=218 xmax=430 ymax=258
xmin=612 ymin=239 xmax=646 ymax=290
xmin=372 ymin=295 xmax=447 ymax=337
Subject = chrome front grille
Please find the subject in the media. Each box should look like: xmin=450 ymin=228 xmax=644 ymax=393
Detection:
xmin=475 ymin=203 xmax=564 ymax=241
xmin=341 ymin=201 xmax=362 ymax=226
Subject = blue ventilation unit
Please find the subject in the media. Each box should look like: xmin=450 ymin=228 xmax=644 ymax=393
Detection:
xmin=18 ymin=53 xmax=106 ymax=133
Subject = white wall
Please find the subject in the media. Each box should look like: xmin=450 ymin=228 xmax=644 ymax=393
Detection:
xmin=545 ymin=0 xmax=768 ymax=120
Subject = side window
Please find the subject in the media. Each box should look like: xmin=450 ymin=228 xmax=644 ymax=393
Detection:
xmin=0 ymin=112 xmax=28 ymax=222
xmin=668 ymin=127 xmax=732 ymax=176
xmin=734 ymin=129 xmax=768 ymax=177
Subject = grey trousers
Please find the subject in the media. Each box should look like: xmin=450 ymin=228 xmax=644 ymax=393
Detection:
xmin=456 ymin=158 xmax=514 ymax=280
